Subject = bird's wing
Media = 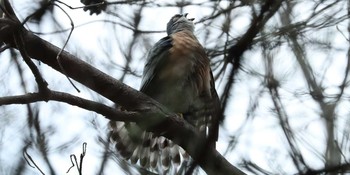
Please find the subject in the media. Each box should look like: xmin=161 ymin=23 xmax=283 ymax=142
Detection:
xmin=140 ymin=36 xmax=172 ymax=92
xmin=207 ymin=70 xmax=221 ymax=143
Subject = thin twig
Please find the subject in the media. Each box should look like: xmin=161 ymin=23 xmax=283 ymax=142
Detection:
xmin=32 ymin=20 xmax=164 ymax=35
xmin=66 ymin=154 xmax=78 ymax=173
xmin=66 ymin=142 xmax=87 ymax=175
xmin=79 ymin=142 xmax=87 ymax=175
xmin=23 ymin=148 xmax=45 ymax=175
xmin=55 ymin=0 xmax=105 ymax=10
xmin=53 ymin=3 xmax=80 ymax=92
xmin=14 ymin=30 xmax=49 ymax=95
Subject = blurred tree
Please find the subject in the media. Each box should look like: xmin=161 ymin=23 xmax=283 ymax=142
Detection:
xmin=0 ymin=0 xmax=350 ymax=175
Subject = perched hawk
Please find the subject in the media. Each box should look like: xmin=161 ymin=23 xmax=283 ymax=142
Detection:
xmin=109 ymin=13 xmax=221 ymax=171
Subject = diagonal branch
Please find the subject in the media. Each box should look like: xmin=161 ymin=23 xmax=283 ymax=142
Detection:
xmin=220 ymin=0 xmax=283 ymax=118
xmin=14 ymin=30 xmax=49 ymax=95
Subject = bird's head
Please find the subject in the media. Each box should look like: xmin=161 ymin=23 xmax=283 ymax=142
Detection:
xmin=167 ymin=13 xmax=195 ymax=35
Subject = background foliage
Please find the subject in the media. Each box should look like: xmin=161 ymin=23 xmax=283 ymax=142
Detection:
xmin=0 ymin=0 xmax=350 ymax=174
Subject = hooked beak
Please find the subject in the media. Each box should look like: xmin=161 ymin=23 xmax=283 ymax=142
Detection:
xmin=184 ymin=13 xmax=195 ymax=21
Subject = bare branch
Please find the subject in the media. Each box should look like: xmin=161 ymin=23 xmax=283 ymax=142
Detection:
xmin=0 ymin=90 xmax=142 ymax=122
xmin=220 ymin=0 xmax=283 ymax=119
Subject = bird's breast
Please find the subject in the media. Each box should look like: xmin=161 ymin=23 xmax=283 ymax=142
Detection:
xmin=157 ymin=31 xmax=203 ymax=80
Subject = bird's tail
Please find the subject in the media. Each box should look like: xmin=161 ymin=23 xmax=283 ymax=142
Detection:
xmin=109 ymin=121 xmax=190 ymax=170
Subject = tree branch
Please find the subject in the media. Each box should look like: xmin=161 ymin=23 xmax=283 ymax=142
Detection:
xmin=220 ymin=0 xmax=283 ymax=120
xmin=0 ymin=90 xmax=142 ymax=122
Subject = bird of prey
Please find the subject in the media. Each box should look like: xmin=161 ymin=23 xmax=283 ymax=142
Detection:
xmin=109 ymin=13 xmax=221 ymax=171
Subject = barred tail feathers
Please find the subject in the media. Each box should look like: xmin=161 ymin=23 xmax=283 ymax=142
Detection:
xmin=109 ymin=121 xmax=188 ymax=170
